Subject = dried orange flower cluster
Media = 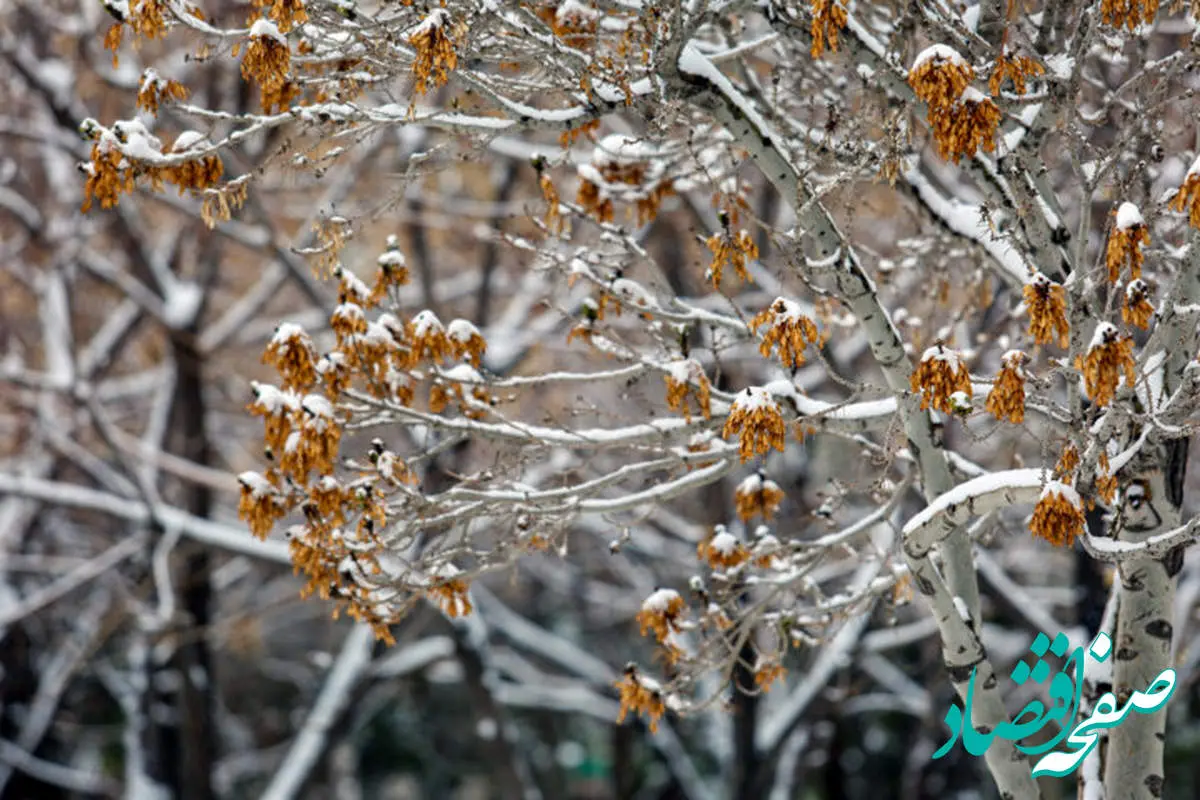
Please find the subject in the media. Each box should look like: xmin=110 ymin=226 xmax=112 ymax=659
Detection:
xmin=409 ymin=9 xmax=460 ymax=96
xmin=909 ymin=45 xmax=975 ymax=108
xmin=1054 ymin=444 xmax=1080 ymax=481
xmin=809 ymin=0 xmax=848 ymax=58
xmin=1023 ymin=272 xmax=1070 ymax=348
xmin=1030 ymin=482 xmax=1086 ymax=548
xmin=535 ymin=0 xmax=599 ymax=50
xmin=1101 ymin=0 xmax=1160 ymax=30
xmin=369 ymin=238 xmax=411 ymax=306
xmin=80 ymin=123 xmax=224 ymax=212
xmin=576 ymin=135 xmax=673 ymax=225
xmin=1170 ymin=159 xmax=1200 ymax=228
xmin=136 ymin=69 xmax=189 ymax=115
xmin=910 ymin=345 xmax=972 ymax=414
xmin=698 ymin=528 xmax=750 ymax=571
xmin=734 ymin=473 xmax=785 ymax=521
xmin=103 ymin=0 xmax=173 ymax=66
xmin=928 ymin=88 xmax=1002 ymax=163
xmin=1077 ymin=323 xmax=1137 ymax=407
xmin=706 ymin=228 xmax=758 ymax=289
xmin=908 ymin=46 xmax=1000 ymax=162
xmin=988 ymin=53 xmax=1045 ymax=96
xmin=663 ymin=359 xmax=712 ymax=422
xmin=537 ymin=168 xmax=566 ymax=235
xmin=1122 ymin=279 xmax=1155 ymax=329
xmin=636 ymin=588 xmax=687 ymax=643
xmin=750 ymin=298 xmax=823 ymax=368
xmin=1105 ymin=202 xmax=1149 ymax=283
xmin=754 ymin=657 xmax=787 ymax=692
xmin=722 ymin=387 xmax=788 ymax=462
xmin=241 ymin=20 xmax=295 ymax=113
xmin=426 ymin=565 xmax=474 ymax=618
xmin=985 ymin=350 xmax=1028 ymax=424
xmin=615 ymin=665 xmax=666 ymax=732
xmin=252 ymin=0 xmax=308 ymax=33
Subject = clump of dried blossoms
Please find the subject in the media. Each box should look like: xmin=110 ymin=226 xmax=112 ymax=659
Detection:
xmin=1077 ymin=323 xmax=1137 ymax=407
xmin=1100 ymin=0 xmax=1160 ymax=31
xmin=615 ymin=665 xmax=666 ymax=733
xmin=750 ymin=298 xmax=823 ymax=368
xmin=910 ymin=345 xmax=972 ymax=415
xmin=408 ymin=9 xmax=460 ymax=96
xmin=988 ymin=52 xmax=1045 ymax=96
xmin=576 ymin=135 xmax=673 ymax=225
xmin=1122 ymin=279 xmax=1155 ymax=330
xmin=985 ymin=350 xmax=1028 ymax=424
xmin=426 ymin=564 xmax=474 ymax=618
xmin=1170 ymin=156 xmax=1200 ymax=229
xmin=535 ymin=0 xmax=599 ymax=50
xmin=252 ymin=0 xmax=308 ymax=33
xmin=1023 ymin=272 xmax=1070 ymax=348
xmin=722 ymin=387 xmax=787 ymax=462
xmin=136 ymin=69 xmax=189 ymax=115
xmin=809 ymin=0 xmax=848 ymax=58
xmin=241 ymin=19 xmax=295 ymax=113
xmin=706 ymin=226 xmax=758 ymax=290
xmin=734 ymin=473 xmax=785 ymax=521
xmin=636 ymin=588 xmax=687 ymax=643
xmin=697 ymin=528 xmax=750 ymax=571
xmin=909 ymin=45 xmax=975 ymax=109
xmin=663 ymin=359 xmax=712 ymax=422
xmin=1105 ymin=202 xmax=1149 ymax=283
xmin=1030 ymin=481 xmax=1086 ymax=548
xmin=928 ymin=88 xmax=1002 ymax=163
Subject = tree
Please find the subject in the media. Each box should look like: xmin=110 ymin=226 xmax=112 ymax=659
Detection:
xmin=6 ymin=0 xmax=1200 ymax=798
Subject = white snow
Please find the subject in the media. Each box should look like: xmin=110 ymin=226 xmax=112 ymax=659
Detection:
xmin=301 ymin=393 xmax=335 ymax=419
xmin=172 ymin=131 xmax=208 ymax=152
xmin=332 ymin=303 xmax=365 ymax=327
xmin=594 ymin=134 xmax=656 ymax=165
xmin=249 ymin=18 xmax=286 ymax=44
xmin=1044 ymin=53 xmax=1075 ymax=79
xmin=407 ymin=8 xmax=449 ymax=37
xmin=642 ymin=587 xmax=682 ymax=613
xmin=1115 ymin=201 xmax=1143 ymax=230
xmin=911 ymin=44 xmax=968 ymax=71
xmin=1087 ymin=321 xmax=1119 ymax=351
xmin=447 ymin=319 xmax=481 ymax=342
xmin=250 ymin=382 xmax=300 ymax=414
xmin=764 ymin=297 xmax=805 ymax=322
xmin=163 ymin=281 xmax=202 ymax=328
xmin=238 ymin=471 xmax=275 ymax=499
xmin=1125 ymin=279 xmax=1148 ymax=298
xmin=378 ymin=249 xmax=406 ymax=267
xmin=737 ymin=473 xmax=765 ymax=494
xmin=339 ymin=270 xmax=371 ymax=303
xmin=271 ymin=322 xmax=309 ymax=347
xmin=960 ymin=86 xmax=987 ymax=104
xmin=919 ymin=345 xmax=964 ymax=367
xmin=710 ymin=531 xmax=741 ymax=555
xmin=556 ymin=0 xmax=599 ymax=23
xmin=1041 ymin=480 xmax=1082 ymax=509
xmin=611 ymin=278 xmax=653 ymax=308
xmin=666 ymin=359 xmax=697 ymax=384
xmin=731 ymin=386 xmax=778 ymax=413
xmin=411 ymin=309 xmax=444 ymax=337
xmin=441 ymin=364 xmax=483 ymax=383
